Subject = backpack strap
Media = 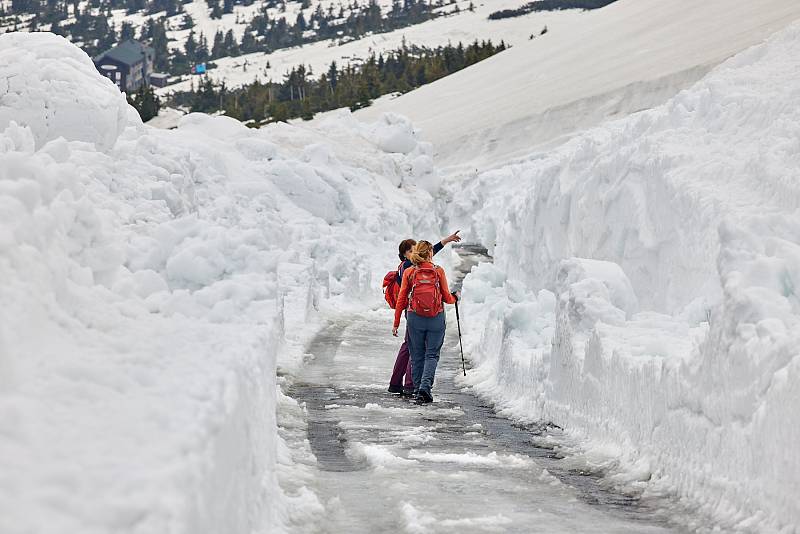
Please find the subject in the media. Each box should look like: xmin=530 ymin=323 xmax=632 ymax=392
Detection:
xmin=425 ymin=264 xmax=442 ymax=285
xmin=406 ymin=265 xmax=417 ymax=311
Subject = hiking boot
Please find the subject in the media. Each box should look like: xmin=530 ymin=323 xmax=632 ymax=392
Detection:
xmin=387 ymin=384 xmax=404 ymax=394
xmin=414 ymin=390 xmax=433 ymax=405
xmin=401 ymin=387 xmax=415 ymax=396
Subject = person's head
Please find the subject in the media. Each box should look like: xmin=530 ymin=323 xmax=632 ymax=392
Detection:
xmin=409 ymin=240 xmax=434 ymax=265
xmin=398 ymin=238 xmax=416 ymax=261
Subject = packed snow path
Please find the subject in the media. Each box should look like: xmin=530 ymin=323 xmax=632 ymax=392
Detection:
xmin=282 ymin=247 xmax=682 ymax=533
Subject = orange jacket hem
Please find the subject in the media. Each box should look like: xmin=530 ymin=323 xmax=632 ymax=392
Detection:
xmin=393 ymin=262 xmax=456 ymax=328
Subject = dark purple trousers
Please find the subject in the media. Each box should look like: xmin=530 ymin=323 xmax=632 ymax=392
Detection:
xmin=389 ymin=332 xmax=414 ymax=389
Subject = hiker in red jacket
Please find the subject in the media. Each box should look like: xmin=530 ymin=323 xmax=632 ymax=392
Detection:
xmin=387 ymin=231 xmax=460 ymax=395
xmin=392 ymin=240 xmax=459 ymax=404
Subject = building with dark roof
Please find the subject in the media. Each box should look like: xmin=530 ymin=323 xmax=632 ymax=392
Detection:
xmin=94 ymin=40 xmax=154 ymax=92
xmin=149 ymin=72 xmax=170 ymax=88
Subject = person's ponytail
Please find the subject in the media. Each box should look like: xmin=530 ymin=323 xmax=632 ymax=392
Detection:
xmin=409 ymin=240 xmax=434 ymax=265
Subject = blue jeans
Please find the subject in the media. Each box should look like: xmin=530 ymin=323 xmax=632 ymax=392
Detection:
xmin=406 ymin=311 xmax=446 ymax=396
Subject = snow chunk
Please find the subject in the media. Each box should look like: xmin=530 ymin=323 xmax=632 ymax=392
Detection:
xmin=402 ymin=502 xmax=513 ymax=534
xmin=0 ymin=32 xmax=134 ymax=150
xmin=408 ymin=450 xmax=533 ymax=468
xmin=349 ymin=443 xmax=418 ymax=469
xmin=557 ymin=258 xmax=638 ymax=329
xmin=366 ymin=112 xmax=418 ymax=154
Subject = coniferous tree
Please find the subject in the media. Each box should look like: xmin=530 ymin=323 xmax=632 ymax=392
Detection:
xmin=139 ymin=17 xmax=153 ymax=40
xmin=150 ymin=19 xmax=169 ymax=70
xmin=295 ymin=10 xmax=307 ymax=34
xmin=249 ymin=6 xmax=269 ymax=35
xmin=124 ymin=0 xmax=144 ymax=13
xmin=223 ymin=29 xmax=239 ymax=55
xmin=300 ymin=98 xmax=313 ymax=120
xmin=179 ymin=13 xmax=194 ymax=29
xmin=189 ymin=76 xmax=217 ymax=111
xmin=50 ymin=17 xmax=63 ymax=35
xmin=128 ymin=84 xmax=161 ymax=121
xmin=211 ymin=29 xmax=224 ymax=57
xmin=167 ymin=0 xmax=181 ymax=17
xmin=170 ymin=49 xmax=189 ymax=74
xmin=327 ymin=61 xmax=338 ymax=91
xmin=184 ymin=29 xmax=198 ymax=60
xmin=120 ymin=20 xmax=135 ymax=40
xmin=209 ymin=0 xmax=222 ymax=18
xmin=12 ymin=0 xmax=31 ymax=14
xmin=196 ymin=32 xmax=209 ymax=62
xmin=240 ymin=29 xmax=256 ymax=53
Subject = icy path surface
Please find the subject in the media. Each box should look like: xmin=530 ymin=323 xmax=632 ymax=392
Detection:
xmin=281 ymin=249 xmax=682 ymax=533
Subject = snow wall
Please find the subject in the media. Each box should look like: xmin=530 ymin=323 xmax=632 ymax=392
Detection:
xmin=0 ymin=33 xmax=440 ymax=534
xmin=449 ymin=23 xmax=800 ymax=531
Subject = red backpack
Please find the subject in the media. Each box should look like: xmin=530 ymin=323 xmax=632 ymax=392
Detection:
xmin=382 ymin=262 xmax=402 ymax=309
xmin=408 ymin=265 xmax=443 ymax=317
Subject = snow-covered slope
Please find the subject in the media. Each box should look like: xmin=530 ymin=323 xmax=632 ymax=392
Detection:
xmin=0 ymin=32 xmax=440 ymax=534
xmin=7 ymin=0 xmax=583 ymax=94
xmin=160 ymin=0 xmax=585 ymax=94
xmin=0 ymin=33 xmax=133 ymax=149
xmin=450 ymin=22 xmax=800 ymax=531
xmin=358 ymin=0 xmax=800 ymax=169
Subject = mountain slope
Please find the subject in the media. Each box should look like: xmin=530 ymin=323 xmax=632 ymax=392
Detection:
xmin=159 ymin=0 xmax=586 ymax=93
xmin=357 ymin=0 xmax=800 ymax=169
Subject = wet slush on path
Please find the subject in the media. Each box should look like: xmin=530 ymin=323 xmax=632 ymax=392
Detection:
xmin=285 ymin=245 xmax=682 ymax=533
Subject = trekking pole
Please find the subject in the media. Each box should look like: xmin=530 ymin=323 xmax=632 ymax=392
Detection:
xmin=454 ymin=298 xmax=467 ymax=376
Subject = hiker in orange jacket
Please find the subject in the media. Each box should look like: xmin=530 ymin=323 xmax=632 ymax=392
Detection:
xmin=392 ymin=240 xmax=459 ymax=404
xmin=387 ymin=232 xmax=460 ymax=396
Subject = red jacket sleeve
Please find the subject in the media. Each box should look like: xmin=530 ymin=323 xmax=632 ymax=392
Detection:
xmin=394 ymin=267 xmax=414 ymax=328
xmin=438 ymin=267 xmax=457 ymax=305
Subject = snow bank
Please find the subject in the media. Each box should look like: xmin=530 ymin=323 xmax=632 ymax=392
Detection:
xmin=0 ymin=32 xmax=134 ymax=150
xmin=0 ymin=33 xmax=439 ymax=534
xmin=451 ymin=23 xmax=800 ymax=531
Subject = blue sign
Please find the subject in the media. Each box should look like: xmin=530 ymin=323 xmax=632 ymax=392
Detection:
xmin=195 ymin=63 xmax=207 ymax=74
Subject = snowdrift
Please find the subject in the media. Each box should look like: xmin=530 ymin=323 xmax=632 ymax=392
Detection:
xmin=0 ymin=33 xmax=440 ymax=534
xmin=450 ymin=23 xmax=800 ymax=531
xmin=359 ymin=0 xmax=800 ymax=170
xmin=0 ymin=33 xmax=134 ymax=150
